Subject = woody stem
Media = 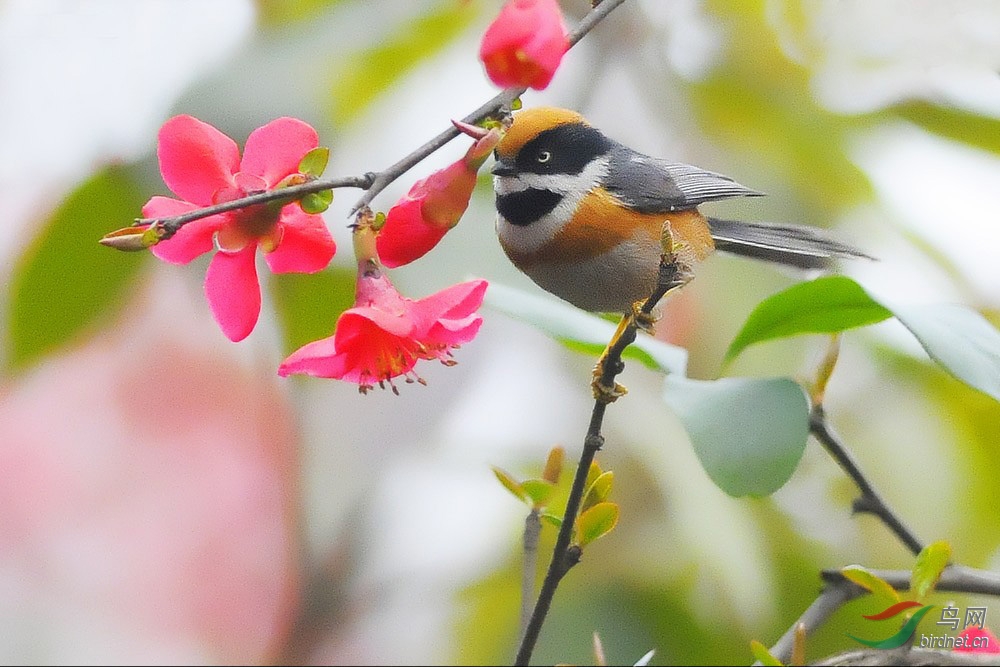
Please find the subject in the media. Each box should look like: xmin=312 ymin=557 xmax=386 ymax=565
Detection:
xmin=514 ymin=250 xmax=680 ymax=666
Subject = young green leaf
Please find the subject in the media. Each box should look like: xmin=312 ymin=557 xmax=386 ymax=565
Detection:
xmin=841 ymin=564 xmax=900 ymax=607
xmin=750 ymin=640 xmax=784 ymax=666
xmin=297 ymin=146 xmax=330 ymax=177
xmin=912 ymin=540 xmax=952 ymax=602
xmin=725 ymin=276 xmax=892 ymax=365
xmin=490 ymin=466 xmax=527 ymax=503
xmin=540 ymin=513 xmax=562 ymax=529
xmin=582 ymin=470 xmax=614 ymax=512
xmin=576 ymin=502 xmax=619 ymax=548
xmin=299 ymin=189 xmax=333 ymax=214
xmin=583 ymin=461 xmax=603 ymax=499
xmin=520 ymin=478 xmax=554 ymax=508
xmin=663 ymin=376 xmax=810 ymax=497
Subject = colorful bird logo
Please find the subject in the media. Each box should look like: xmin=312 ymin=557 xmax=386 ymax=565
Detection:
xmin=848 ymin=601 xmax=936 ymax=649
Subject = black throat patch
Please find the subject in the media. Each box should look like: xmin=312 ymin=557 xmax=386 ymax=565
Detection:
xmin=496 ymin=189 xmax=563 ymax=226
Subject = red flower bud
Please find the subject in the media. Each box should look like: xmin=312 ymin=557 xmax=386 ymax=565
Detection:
xmin=376 ymin=128 xmax=502 ymax=268
xmin=479 ymin=0 xmax=568 ymax=90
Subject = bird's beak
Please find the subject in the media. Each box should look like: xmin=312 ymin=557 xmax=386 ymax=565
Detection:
xmin=491 ymin=159 xmax=516 ymax=177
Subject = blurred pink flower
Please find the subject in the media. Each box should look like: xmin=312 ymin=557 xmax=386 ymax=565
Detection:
xmin=376 ymin=127 xmax=501 ymax=268
xmin=479 ymin=0 xmax=568 ymax=90
xmin=0 ymin=274 xmax=300 ymax=663
xmin=954 ymin=626 xmax=1000 ymax=653
xmin=279 ymin=265 xmax=487 ymax=393
xmin=142 ymin=115 xmax=336 ymax=341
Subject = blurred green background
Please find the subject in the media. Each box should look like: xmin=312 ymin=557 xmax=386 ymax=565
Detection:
xmin=1 ymin=0 xmax=998 ymax=664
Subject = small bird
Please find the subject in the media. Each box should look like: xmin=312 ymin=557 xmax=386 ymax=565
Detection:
xmin=490 ymin=106 xmax=869 ymax=315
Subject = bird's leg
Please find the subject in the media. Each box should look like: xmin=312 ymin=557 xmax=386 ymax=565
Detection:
xmin=591 ymin=223 xmax=694 ymax=403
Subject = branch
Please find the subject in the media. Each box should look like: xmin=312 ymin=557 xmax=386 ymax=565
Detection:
xmin=348 ymin=0 xmax=628 ymax=213
xmin=134 ymin=174 xmax=374 ymax=240
xmin=810 ymin=403 xmax=925 ymax=555
xmin=764 ymin=565 xmax=1000 ymax=664
xmin=520 ymin=508 xmax=542 ymax=641
xmin=133 ymin=0 xmax=629 ymax=241
xmin=514 ymin=250 xmax=685 ymax=666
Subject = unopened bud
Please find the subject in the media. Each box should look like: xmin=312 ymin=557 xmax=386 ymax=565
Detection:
xmin=99 ymin=225 xmax=163 ymax=251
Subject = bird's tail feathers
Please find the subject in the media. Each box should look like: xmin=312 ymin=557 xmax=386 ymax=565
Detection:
xmin=707 ymin=217 xmax=874 ymax=270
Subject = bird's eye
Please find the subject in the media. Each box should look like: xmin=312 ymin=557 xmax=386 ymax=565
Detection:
xmin=536 ymin=150 xmax=552 ymax=163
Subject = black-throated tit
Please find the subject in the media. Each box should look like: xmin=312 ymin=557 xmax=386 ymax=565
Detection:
xmin=489 ymin=107 xmax=869 ymax=314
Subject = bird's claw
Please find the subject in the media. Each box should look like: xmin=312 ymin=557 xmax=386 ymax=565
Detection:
xmin=591 ymin=359 xmax=628 ymax=403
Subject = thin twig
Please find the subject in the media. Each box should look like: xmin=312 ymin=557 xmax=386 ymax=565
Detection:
xmin=514 ymin=253 xmax=684 ymax=666
xmin=133 ymin=0 xmax=629 ymax=242
xmin=763 ymin=565 xmax=1000 ymax=665
xmin=810 ymin=404 xmax=925 ymax=555
xmin=134 ymin=174 xmax=374 ymax=239
xmin=348 ymin=0 xmax=628 ymax=213
xmin=821 ymin=565 xmax=1000 ymax=598
xmin=520 ymin=508 xmax=542 ymax=641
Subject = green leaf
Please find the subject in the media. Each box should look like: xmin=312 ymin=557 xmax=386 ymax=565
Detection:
xmin=540 ymin=513 xmax=562 ymax=529
xmin=520 ymin=478 xmax=554 ymax=508
xmin=298 ymin=147 xmax=330 ymax=177
xmin=728 ymin=276 xmax=1000 ymax=401
xmin=299 ymin=189 xmax=333 ymax=214
xmin=6 ymin=166 xmax=148 ymax=372
xmin=886 ymin=302 xmax=1000 ymax=402
xmin=491 ymin=466 xmax=527 ymax=503
xmin=841 ymin=565 xmax=900 ymax=607
xmin=576 ymin=502 xmax=619 ymax=548
xmin=255 ymin=0 xmax=348 ymax=26
xmin=483 ymin=282 xmax=688 ymax=375
xmin=269 ymin=266 xmax=356 ymax=356
xmin=749 ymin=640 xmax=783 ymax=667
xmin=327 ymin=1 xmax=480 ymax=125
xmin=583 ymin=461 xmax=603 ymax=499
xmin=663 ymin=376 xmax=810 ymax=497
xmin=725 ymin=276 xmax=892 ymax=365
xmin=582 ymin=470 xmax=614 ymax=512
xmin=911 ymin=540 xmax=952 ymax=602
xmin=890 ymin=100 xmax=1000 ymax=157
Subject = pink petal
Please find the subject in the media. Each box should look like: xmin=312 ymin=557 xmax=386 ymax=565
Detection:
xmin=376 ymin=196 xmax=448 ymax=269
xmin=143 ymin=196 xmax=226 ymax=265
xmin=263 ymin=208 xmax=336 ymax=274
xmin=241 ymin=117 xmax=319 ymax=188
xmin=410 ymin=279 xmax=489 ymax=331
xmin=277 ymin=335 xmax=347 ymax=378
xmin=426 ymin=314 xmax=483 ymax=348
xmin=205 ymin=246 xmax=261 ymax=342
xmin=157 ymin=115 xmax=240 ymax=206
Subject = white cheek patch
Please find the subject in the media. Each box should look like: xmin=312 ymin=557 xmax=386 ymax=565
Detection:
xmin=495 ymin=158 xmax=610 ymax=255
xmin=497 ymin=195 xmax=583 ymax=255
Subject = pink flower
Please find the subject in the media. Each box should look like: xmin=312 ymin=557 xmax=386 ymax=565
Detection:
xmin=376 ymin=127 xmax=501 ymax=268
xmin=954 ymin=626 xmax=1000 ymax=653
xmin=142 ymin=115 xmax=337 ymax=342
xmin=479 ymin=0 xmax=569 ymax=90
xmin=278 ymin=264 xmax=487 ymax=393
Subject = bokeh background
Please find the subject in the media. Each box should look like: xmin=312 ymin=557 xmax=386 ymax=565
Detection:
xmin=1 ymin=0 xmax=998 ymax=664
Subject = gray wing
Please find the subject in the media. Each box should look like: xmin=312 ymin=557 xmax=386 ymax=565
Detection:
xmin=603 ymin=146 xmax=764 ymax=213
